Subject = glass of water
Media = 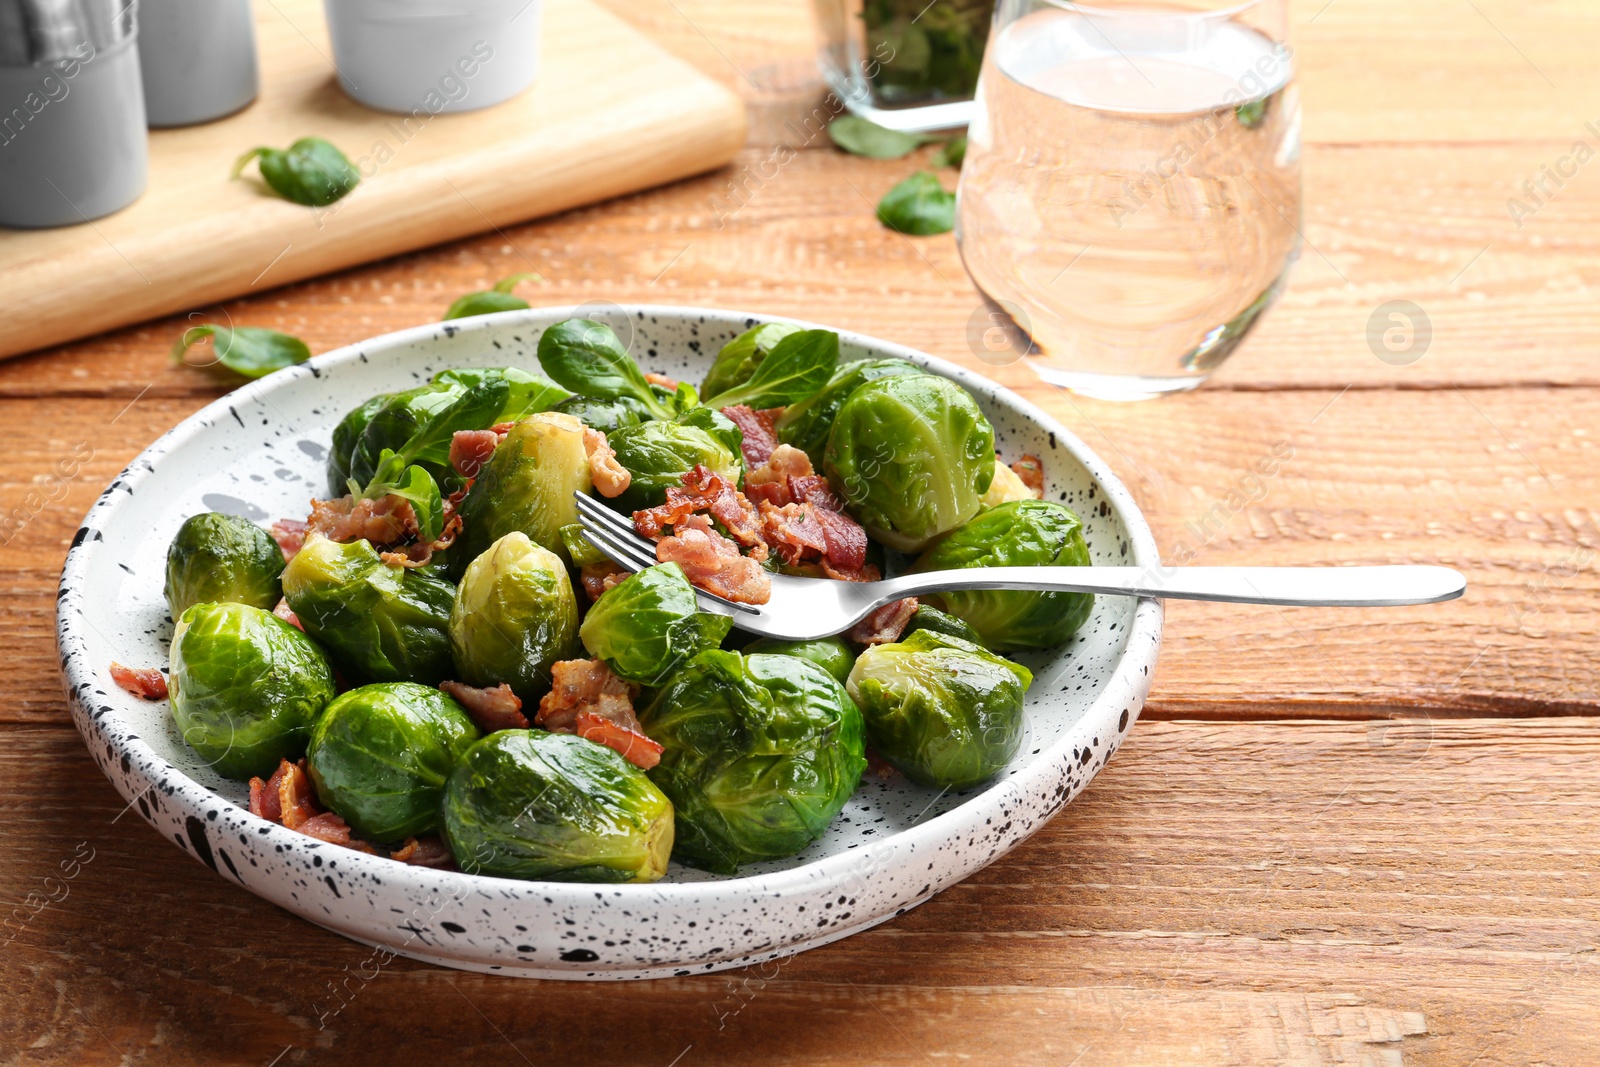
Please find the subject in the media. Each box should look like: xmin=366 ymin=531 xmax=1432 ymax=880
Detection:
xmin=957 ymin=0 xmax=1301 ymax=400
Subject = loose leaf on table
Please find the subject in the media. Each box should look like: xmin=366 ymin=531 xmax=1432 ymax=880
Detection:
xmin=932 ymin=136 xmax=967 ymax=168
xmin=443 ymin=272 xmax=545 ymax=320
xmin=171 ymin=324 xmax=312 ymax=379
xmin=699 ymin=329 xmax=841 ymax=410
xmin=826 ymin=115 xmax=937 ymax=159
xmin=536 ymin=318 xmax=676 ymax=420
xmin=877 ymin=171 xmax=956 ymax=236
xmin=232 ymin=137 xmax=360 ymax=207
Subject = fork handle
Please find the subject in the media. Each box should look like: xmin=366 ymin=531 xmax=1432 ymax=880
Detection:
xmin=878 ymin=565 xmax=1466 ymax=608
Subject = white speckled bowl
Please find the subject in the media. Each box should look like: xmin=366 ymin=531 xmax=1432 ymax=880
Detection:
xmin=58 ymin=305 xmax=1162 ymax=979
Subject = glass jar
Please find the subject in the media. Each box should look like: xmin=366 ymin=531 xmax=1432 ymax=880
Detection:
xmin=813 ymin=0 xmax=994 ymax=132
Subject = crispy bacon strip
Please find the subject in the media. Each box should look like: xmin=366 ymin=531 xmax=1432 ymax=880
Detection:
xmin=583 ymin=427 xmax=631 ymax=499
xmin=450 ymin=429 xmax=500 ymax=479
xmin=109 ymin=662 xmax=167 ymax=701
xmin=1011 ymin=454 xmax=1045 ymax=498
xmin=391 ymin=836 xmax=455 ymax=868
xmin=745 ymin=443 xmax=812 ymax=499
xmin=847 ymin=596 xmax=919 ymax=645
xmin=644 ymin=372 xmax=679 ymax=390
xmin=307 ymin=494 xmax=417 ymax=547
xmin=634 ymin=465 xmax=764 ymax=548
xmin=439 ymin=680 xmax=529 ymax=732
xmin=248 ymin=759 xmax=417 ymax=859
xmin=536 ymin=660 xmax=663 ymax=770
xmin=297 ymin=812 xmax=377 ymax=854
xmin=758 ymin=501 xmax=828 ymax=566
xmin=655 ymin=513 xmax=772 ymax=605
xmin=580 ymin=561 xmax=629 ymax=602
xmin=270 ymin=518 xmax=308 ymax=561
xmin=720 ymin=405 xmax=783 ymax=467
xmin=272 ymin=599 xmax=303 ymax=631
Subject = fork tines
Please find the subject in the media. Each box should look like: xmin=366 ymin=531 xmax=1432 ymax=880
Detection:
xmin=572 ymin=494 xmax=657 ymax=572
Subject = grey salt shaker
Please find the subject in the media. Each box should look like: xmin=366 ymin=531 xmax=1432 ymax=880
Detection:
xmin=0 ymin=0 xmax=148 ymax=228
xmin=137 ymin=0 xmax=258 ymax=127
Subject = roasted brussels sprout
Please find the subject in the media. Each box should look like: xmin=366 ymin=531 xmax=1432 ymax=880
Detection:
xmin=606 ymin=413 xmax=744 ymax=511
xmin=168 ymin=602 xmax=337 ymax=779
xmin=344 ymin=376 xmax=509 ymax=492
xmin=164 ymin=512 xmax=284 ymax=619
xmin=449 ymin=533 xmax=581 ymax=702
xmin=743 ymin=635 xmax=857 ymax=684
xmin=902 ymin=604 xmax=985 ymax=648
xmin=846 ymin=630 xmax=1031 ymax=789
xmin=699 ymin=321 xmax=803 ymax=399
xmin=823 ymin=375 xmax=994 ymax=551
xmin=558 ymin=522 xmax=610 ymax=568
xmin=578 ymin=563 xmax=733 ymax=686
xmin=442 ymin=730 xmax=674 ymax=883
xmin=306 ymin=682 xmax=480 ymax=841
xmin=551 ymin=393 xmax=651 ymax=435
xmin=641 ymin=651 xmax=866 ymax=874
xmin=913 ymin=500 xmax=1093 ymax=650
xmin=774 ymin=357 xmax=925 ymax=466
xmin=327 ymin=392 xmax=392 ymax=494
xmin=433 ymin=367 xmax=571 ymax=423
xmin=282 ymin=534 xmax=456 ymax=685
xmin=980 ymin=459 xmax=1037 ymax=509
xmin=455 ymin=412 xmax=593 ymax=565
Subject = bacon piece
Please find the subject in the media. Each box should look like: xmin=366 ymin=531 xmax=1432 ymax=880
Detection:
xmin=297 ymin=812 xmax=377 ymax=853
xmin=758 ymin=501 xmax=828 ymax=566
xmin=583 ymin=427 xmax=631 ymax=499
xmin=644 ymin=372 xmax=679 ymax=390
xmin=655 ymin=513 xmax=772 ymax=604
xmin=109 ymin=662 xmax=167 ymax=701
xmin=270 ymin=518 xmax=308 ymax=561
xmin=847 ymin=597 xmax=919 ymax=645
xmin=580 ymin=561 xmax=629 ymax=602
xmin=812 ymin=505 xmax=868 ymax=575
xmin=439 ymin=680 xmax=529 ymax=732
xmin=633 ymin=465 xmax=764 ymax=549
xmin=272 ymin=599 xmax=303 ymax=631
xmin=249 ymin=759 xmax=318 ymax=829
xmin=450 ymin=429 xmax=500 ymax=479
xmin=1011 ymin=454 xmax=1045 ymax=499
xmin=746 ymin=442 xmax=811 ymax=489
xmin=307 ymin=494 xmax=417 ymax=547
xmin=535 ymin=660 xmax=662 ymax=769
xmin=720 ymin=405 xmax=783 ymax=467
xmin=391 ymin=836 xmax=455 ymax=868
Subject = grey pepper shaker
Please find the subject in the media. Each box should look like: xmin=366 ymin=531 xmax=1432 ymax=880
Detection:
xmin=137 ymin=0 xmax=258 ymax=127
xmin=0 ymin=0 xmax=148 ymax=228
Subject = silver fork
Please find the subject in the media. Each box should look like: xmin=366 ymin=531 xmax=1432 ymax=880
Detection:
xmin=573 ymin=492 xmax=1466 ymax=642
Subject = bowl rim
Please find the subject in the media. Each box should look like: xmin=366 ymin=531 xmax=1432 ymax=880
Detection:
xmin=57 ymin=303 xmax=1162 ymax=913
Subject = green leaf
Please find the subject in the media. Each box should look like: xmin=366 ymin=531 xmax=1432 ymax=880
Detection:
xmin=171 ymin=324 xmax=312 ymax=379
xmin=384 ymin=465 xmax=445 ymax=543
xmin=443 ymin=273 xmax=544 ymax=320
xmin=932 ymin=136 xmax=967 ymax=168
xmin=827 ymin=115 xmax=935 ymax=160
xmin=536 ymin=318 xmax=675 ymax=420
xmin=877 ymin=171 xmax=956 ymax=236
xmin=700 ymin=329 xmax=841 ymax=409
xmin=232 ymin=137 xmax=359 ymax=207
xmin=396 ymin=379 xmax=510 ymax=469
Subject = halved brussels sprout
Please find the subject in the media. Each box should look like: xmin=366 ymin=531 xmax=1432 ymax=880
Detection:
xmin=442 ymin=730 xmax=674 ymax=883
xmin=641 ymin=651 xmax=866 ymax=874
xmin=743 ymin=635 xmax=856 ymax=684
xmin=164 ymin=512 xmax=284 ymax=619
xmin=282 ymin=534 xmax=456 ymax=685
xmin=700 ymin=321 xmax=803 ymax=399
xmin=450 ymin=533 xmax=581 ymax=702
xmin=168 ymin=601 xmax=337 ymax=780
xmin=327 ymin=393 xmax=392 ymax=494
xmin=605 ymin=414 xmax=744 ymax=511
xmin=579 ymin=563 xmax=732 ymax=686
xmin=455 ymin=411 xmax=593 ymax=566
xmin=846 ymin=629 xmax=1031 ymax=789
xmin=306 ymin=682 xmax=480 ymax=842
xmin=823 ymin=375 xmax=994 ymax=552
xmin=913 ymin=500 xmax=1093 ymax=650
xmin=980 ymin=459 xmax=1036 ymax=509
xmin=774 ymin=357 xmax=926 ymax=466
xmin=902 ymin=604 xmax=985 ymax=648
xmin=433 ymin=367 xmax=572 ymax=423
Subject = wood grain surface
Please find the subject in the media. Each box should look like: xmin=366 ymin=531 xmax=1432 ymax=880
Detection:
xmin=2 ymin=0 xmax=1596 ymax=1063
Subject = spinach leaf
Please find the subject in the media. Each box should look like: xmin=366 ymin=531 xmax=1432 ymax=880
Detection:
xmin=827 ymin=115 xmax=935 ymax=159
xmin=699 ymin=329 xmax=840 ymax=409
xmin=171 ymin=324 xmax=312 ymax=379
xmin=397 ymin=378 xmax=510 ymax=468
xmin=433 ymin=367 xmax=570 ymax=421
xmin=355 ymin=449 xmax=444 ymax=543
xmin=232 ymin=137 xmax=360 ymax=207
xmin=443 ymin=273 xmax=544 ymax=320
xmin=877 ymin=172 xmax=956 ymax=236
xmin=536 ymin=318 xmax=675 ymax=420
xmin=932 ymin=136 xmax=967 ymax=168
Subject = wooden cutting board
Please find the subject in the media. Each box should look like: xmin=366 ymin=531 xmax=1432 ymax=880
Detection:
xmin=0 ymin=0 xmax=746 ymax=360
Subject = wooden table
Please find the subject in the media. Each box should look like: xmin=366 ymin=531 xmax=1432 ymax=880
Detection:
xmin=3 ymin=1 xmax=1595 ymax=1062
